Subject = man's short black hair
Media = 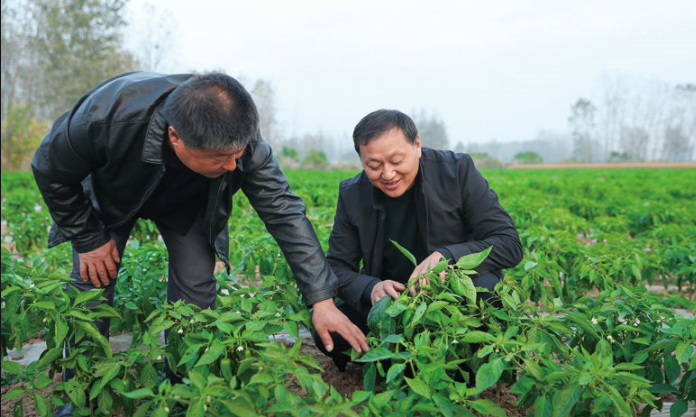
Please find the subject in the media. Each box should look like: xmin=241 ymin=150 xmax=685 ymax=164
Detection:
xmin=352 ymin=109 xmax=418 ymax=153
xmin=164 ymin=73 xmax=259 ymax=150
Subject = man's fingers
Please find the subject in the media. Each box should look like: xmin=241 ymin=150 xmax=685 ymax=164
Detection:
xmin=356 ymin=329 xmax=369 ymax=352
xmin=342 ymin=330 xmax=363 ymax=353
xmin=439 ymin=271 xmax=446 ymax=283
xmin=350 ymin=324 xmax=369 ymax=352
xmin=339 ymin=322 xmax=367 ymax=353
xmin=393 ymin=282 xmax=406 ymax=291
xmin=110 ymin=244 xmax=120 ymax=264
xmin=387 ymin=286 xmax=400 ymax=299
xmin=318 ymin=329 xmax=335 ymax=352
xmin=87 ymin=264 xmax=101 ymax=288
xmin=105 ymin=259 xmax=118 ymax=279
xmin=409 ymin=284 xmax=417 ymax=296
xmin=96 ymin=263 xmax=110 ymax=286
xmin=80 ymin=262 xmax=88 ymax=282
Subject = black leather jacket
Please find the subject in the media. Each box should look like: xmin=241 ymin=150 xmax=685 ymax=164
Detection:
xmin=327 ymin=148 xmax=523 ymax=314
xmin=31 ymin=72 xmax=337 ymax=306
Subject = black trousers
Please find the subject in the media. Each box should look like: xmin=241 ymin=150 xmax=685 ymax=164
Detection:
xmin=64 ymin=213 xmax=216 ymax=379
xmin=313 ymin=272 xmax=502 ymax=371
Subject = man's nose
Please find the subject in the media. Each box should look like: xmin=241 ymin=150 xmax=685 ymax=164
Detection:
xmin=222 ymin=156 xmax=237 ymax=171
xmin=382 ymin=166 xmax=396 ymax=180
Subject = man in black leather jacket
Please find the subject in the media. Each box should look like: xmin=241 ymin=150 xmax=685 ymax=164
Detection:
xmin=32 ymin=72 xmax=368 ymax=371
xmin=314 ymin=109 xmax=522 ymax=369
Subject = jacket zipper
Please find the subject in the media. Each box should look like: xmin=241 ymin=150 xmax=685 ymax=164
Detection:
xmin=110 ymin=166 xmax=166 ymax=229
xmin=208 ymin=176 xmax=226 ymax=257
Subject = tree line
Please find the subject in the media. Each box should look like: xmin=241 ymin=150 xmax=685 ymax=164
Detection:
xmin=2 ymin=1 xmax=693 ymax=170
xmin=568 ymin=76 xmax=695 ymax=163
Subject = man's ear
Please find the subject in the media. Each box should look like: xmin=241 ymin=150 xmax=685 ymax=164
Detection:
xmin=168 ymin=126 xmax=182 ymax=148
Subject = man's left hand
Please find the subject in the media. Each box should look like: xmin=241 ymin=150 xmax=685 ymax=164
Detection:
xmin=312 ymin=299 xmax=369 ymax=353
xmin=408 ymin=251 xmax=446 ymax=295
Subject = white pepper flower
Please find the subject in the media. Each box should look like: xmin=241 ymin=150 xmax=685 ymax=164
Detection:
xmin=591 ymin=317 xmax=598 ymax=325
xmin=236 ymin=346 xmax=244 ymax=352
xmin=177 ymin=328 xmax=184 ymax=334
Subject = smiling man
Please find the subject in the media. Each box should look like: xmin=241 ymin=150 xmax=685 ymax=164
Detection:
xmin=314 ymin=109 xmax=522 ymax=369
xmin=32 ymin=72 xmax=367 ymax=414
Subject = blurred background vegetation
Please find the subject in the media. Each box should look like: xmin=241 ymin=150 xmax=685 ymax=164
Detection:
xmin=2 ymin=0 xmax=694 ymax=172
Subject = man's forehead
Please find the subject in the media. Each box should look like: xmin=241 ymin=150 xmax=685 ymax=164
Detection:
xmin=206 ymin=146 xmax=246 ymax=157
xmin=362 ymin=146 xmax=407 ymax=161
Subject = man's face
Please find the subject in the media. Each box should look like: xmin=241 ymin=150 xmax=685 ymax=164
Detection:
xmin=359 ymin=127 xmax=422 ymax=198
xmin=168 ymin=127 xmax=245 ymax=178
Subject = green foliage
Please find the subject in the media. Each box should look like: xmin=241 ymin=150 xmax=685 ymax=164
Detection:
xmin=513 ymin=151 xmax=543 ymax=164
xmin=301 ymin=150 xmax=330 ymax=170
xmin=1 ymin=104 xmax=46 ymax=171
xmin=1 ymin=169 xmax=694 ymax=416
xmin=25 ymin=0 xmax=139 ymax=120
xmin=470 ymin=152 xmax=504 ymax=169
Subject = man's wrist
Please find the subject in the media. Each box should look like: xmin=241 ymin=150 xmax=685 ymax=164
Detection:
xmin=436 ymin=247 xmax=455 ymax=263
xmin=362 ymin=279 xmax=381 ymax=305
xmin=312 ymin=298 xmax=336 ymax=310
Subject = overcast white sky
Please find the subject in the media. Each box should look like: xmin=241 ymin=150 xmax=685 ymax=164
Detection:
xmin=126 ymin=0 xmax=696 ymax=146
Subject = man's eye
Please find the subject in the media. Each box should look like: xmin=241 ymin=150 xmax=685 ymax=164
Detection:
xmin=368 ymin=165 xmax=380 ymax=170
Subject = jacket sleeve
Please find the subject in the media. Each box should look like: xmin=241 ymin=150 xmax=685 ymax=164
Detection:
xmin=326 ymin=187 xmax=381 ymax=314
xmin=441 ymin=155 xmax=523 ymax=274
xmin=31 ymin=108 xmax=111 ymax=253
xmin=240 ymin=135 xmax=337 ymax=307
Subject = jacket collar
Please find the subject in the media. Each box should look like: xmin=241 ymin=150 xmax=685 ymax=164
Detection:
xmin=141 ymin=104 xmax=167 ymax=164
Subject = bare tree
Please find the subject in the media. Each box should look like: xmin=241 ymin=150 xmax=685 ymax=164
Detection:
xmin=665 ymin=84 xmax=696 ymax=161
xmin=250 ymin=79 xmax=281 ymax=146
xmin=619 ymin=126 xmax=649 ymax=161
xmin=568 ymin=98 xmax=598 ymax=162
xmin=599 ymin=75 xmax=628 ymax=161
xmin=411 ymin=109 xmax=450 ymax=149
xmin=10 ymin=0 xmax=139 ymax=120
xmin=128 ymin=2 xmax=175 ymax=72
xmin=1 ymin=0 xmax=21 ymax=118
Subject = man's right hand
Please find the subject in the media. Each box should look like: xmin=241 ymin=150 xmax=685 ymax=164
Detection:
xmin=78 ymin=239 xmax=120 ymax=288
xmin=370 ymin=280 xmax=406 ymax=305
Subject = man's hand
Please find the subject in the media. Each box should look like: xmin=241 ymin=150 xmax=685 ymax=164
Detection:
xmin=408 ymin=251 xmax=446 ymax=295
xmin=78 ymin=239 xmax=120 ymax=288
xmin=312 ymin=299 xmax=369 ymax=353
xmin=370 ymin=280 xmax=406 ymax=305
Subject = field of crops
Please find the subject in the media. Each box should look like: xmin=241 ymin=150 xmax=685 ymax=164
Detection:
xmin=1 ymin=168 xmax=695 ymax=417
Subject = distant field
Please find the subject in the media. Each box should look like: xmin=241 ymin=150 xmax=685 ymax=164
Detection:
xmin=507 ymin=162 xmax=696 ymax=169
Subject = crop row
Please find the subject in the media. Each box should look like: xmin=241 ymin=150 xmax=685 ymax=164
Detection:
xmin=1 ymin=168 xmax=695 ymax=416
